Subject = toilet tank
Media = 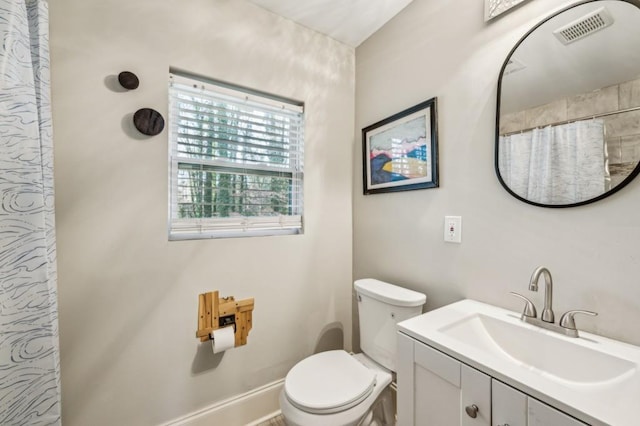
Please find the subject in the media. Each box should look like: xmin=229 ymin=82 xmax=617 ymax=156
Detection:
xmin=354 ymin=279 xmax=426 ymax=372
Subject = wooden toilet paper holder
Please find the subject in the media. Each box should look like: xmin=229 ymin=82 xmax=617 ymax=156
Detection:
xmin=195 ymin=291 xmax=254 ymax=346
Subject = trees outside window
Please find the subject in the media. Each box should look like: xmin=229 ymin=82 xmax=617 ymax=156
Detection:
xmin=168 ymin=74 xmax=304 ymax=239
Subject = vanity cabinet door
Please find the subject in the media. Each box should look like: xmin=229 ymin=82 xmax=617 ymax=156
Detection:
xmin=399 ymin=334 xmax=590 ymax=426
xmin=461 ymin=364 xmax=491 ymax=426
xmin=492 ymin=379 xmax=527 ymax=426
xmin=412 ymin=339 xmax=462 ymax=425
xmin=528 ymin=398 xmax=588 ymax=426
xmin=398 ymin=333 xmax=491 ymax=426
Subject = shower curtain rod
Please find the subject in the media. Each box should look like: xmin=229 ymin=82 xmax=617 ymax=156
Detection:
xmin=501 ymin=104 xmax=640 ymax=137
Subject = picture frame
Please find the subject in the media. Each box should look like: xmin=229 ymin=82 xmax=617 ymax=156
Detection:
xmin=362 ymin=97 xmax=439 ymax=195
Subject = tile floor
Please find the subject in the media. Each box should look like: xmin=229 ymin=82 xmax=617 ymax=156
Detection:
xmin=256 ymin=414 xmax=285 ymax=426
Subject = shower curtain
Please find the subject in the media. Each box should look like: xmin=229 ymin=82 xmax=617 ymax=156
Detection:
xmin=499 ymin=120 xmax=608 ymax=204
xmin=0 ymin=1 xmax=61 ymax=425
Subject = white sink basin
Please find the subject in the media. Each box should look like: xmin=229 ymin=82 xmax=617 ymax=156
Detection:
xmin=440 ymin=313 xmax=636 ymax=385
xmin=398 ymin=299 xmax=640 ymax=426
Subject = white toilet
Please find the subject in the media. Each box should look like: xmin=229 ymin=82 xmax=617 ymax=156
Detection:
xmin=279 ymin=278 xmax=426 ymax=426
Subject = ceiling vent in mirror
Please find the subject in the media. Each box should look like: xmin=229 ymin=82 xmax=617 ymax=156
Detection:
xmin=553 ymin=7 xmax=614 ymax=45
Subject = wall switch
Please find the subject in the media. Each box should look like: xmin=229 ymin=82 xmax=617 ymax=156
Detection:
xmin=444 ymin=216 xmax=462 ymax=243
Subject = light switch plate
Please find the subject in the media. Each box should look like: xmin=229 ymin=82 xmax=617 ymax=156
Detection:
xmin=444 ymin=216 xmax=462 ymax=243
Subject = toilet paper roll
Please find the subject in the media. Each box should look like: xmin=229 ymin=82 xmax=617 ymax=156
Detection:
xmin=211 ymin=326 xmax=235 ymax=354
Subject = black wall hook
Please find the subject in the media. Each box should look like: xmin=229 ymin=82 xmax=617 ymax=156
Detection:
xmin=133 ymin=108 xmax=164 ymax=136
xmin=118 ymin=71 xmax=139 ymax=90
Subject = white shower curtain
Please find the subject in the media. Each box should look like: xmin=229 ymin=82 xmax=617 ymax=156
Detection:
xmin=0 ymin=1 xmax=61 ymax=425
xmin=499 ymin=120 xmax=608 ymax=204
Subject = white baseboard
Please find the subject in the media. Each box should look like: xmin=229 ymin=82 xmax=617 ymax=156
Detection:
xmin=161 ymin=379 xmax=284 ymax=426
xmin=245 ymin=410 xmax=282 ymax=426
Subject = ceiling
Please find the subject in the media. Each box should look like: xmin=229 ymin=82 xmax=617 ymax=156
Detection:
xmin=502 ymin=1 xmax=640 ymax=114
xmin=246 ymin=0 xmax=415 ymax=47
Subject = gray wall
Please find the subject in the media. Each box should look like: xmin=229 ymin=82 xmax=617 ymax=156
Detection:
xmin=49 ymin=0 xmax=354 ymax=424
xmin=48 ymin=0 xmax=640 ymax=423
xmin=354 ymin=0 xmax=640 ymax=348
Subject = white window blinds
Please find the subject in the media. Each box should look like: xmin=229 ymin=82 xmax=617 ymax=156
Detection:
xmin=168 ymin=73 xmax=304 ymax=239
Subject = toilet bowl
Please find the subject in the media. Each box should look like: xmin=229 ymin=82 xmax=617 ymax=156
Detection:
xmin=280 ymin=352 xmax=392 ymax=426
xmin=279 ymin=279 xmax=426 ymax=426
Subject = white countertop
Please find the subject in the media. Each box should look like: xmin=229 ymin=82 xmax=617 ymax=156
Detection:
xmin=397 ymin=299 xmax=640 ymax=426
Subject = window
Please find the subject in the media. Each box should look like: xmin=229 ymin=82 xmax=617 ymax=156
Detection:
xmin=168 ymin=73 xmax=304 ymax=239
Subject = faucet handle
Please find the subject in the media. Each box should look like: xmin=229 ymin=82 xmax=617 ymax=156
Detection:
xmin=509 ymin=292 xmax=537 ymax=320
xmin=559 ymin=310 xmax=598 ymax=331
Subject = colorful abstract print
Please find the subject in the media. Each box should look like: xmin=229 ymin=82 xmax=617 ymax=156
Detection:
xmin=369 ymin=116 xmax=431 ymax=186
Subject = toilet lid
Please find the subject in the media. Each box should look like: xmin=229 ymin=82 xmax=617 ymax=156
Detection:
xmin=284 ymin=350 xmax=376 ymax=414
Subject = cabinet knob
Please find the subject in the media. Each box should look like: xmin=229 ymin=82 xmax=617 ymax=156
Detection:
xmin=465 ymin=404 xmax=479 ymax=418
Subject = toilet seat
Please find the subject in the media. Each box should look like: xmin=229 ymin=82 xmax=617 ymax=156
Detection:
xmin=284 ymin=350 xmax=377 ymax=414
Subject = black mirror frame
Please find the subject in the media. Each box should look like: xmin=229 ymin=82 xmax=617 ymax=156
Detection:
xmin=495 ymin=0 xmax=640 ymax=208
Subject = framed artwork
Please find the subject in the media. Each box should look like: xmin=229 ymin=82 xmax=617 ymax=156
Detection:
xmin=485 ymin=0 xmax=533 ymax=21
xmin=362 ymin=97 xmax=439 ymax=195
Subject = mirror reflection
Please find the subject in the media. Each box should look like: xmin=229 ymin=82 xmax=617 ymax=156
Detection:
xmin=496 ymin=0 xmax=640 ymax=206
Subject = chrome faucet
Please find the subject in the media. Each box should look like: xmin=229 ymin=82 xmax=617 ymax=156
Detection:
xmin=509 ymin=266 xmax=598 ymax=338
xmin=528 ymin=266 xmax=554 ymax=323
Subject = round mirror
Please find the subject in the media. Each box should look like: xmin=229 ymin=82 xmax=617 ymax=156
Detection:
xmin=496 ymin=0 xmax=640 ymax=207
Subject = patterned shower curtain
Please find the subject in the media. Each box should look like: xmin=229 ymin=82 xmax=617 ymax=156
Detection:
xmin=499 ymin=119 xmax=608 ymax=205
xmin=0 ymin=1 xmax=61 ymax=425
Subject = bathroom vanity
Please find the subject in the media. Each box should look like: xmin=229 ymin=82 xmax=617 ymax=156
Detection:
xmin=397 ymin=300 xmax=640 ymax=426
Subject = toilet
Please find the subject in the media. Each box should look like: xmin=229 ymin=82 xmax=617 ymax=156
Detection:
xmin=279 ymin=278 xmax=426 ymax=426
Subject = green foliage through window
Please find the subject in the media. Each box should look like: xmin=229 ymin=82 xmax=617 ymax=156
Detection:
xmin=169 ymin=73 xmax=304 ymax=238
